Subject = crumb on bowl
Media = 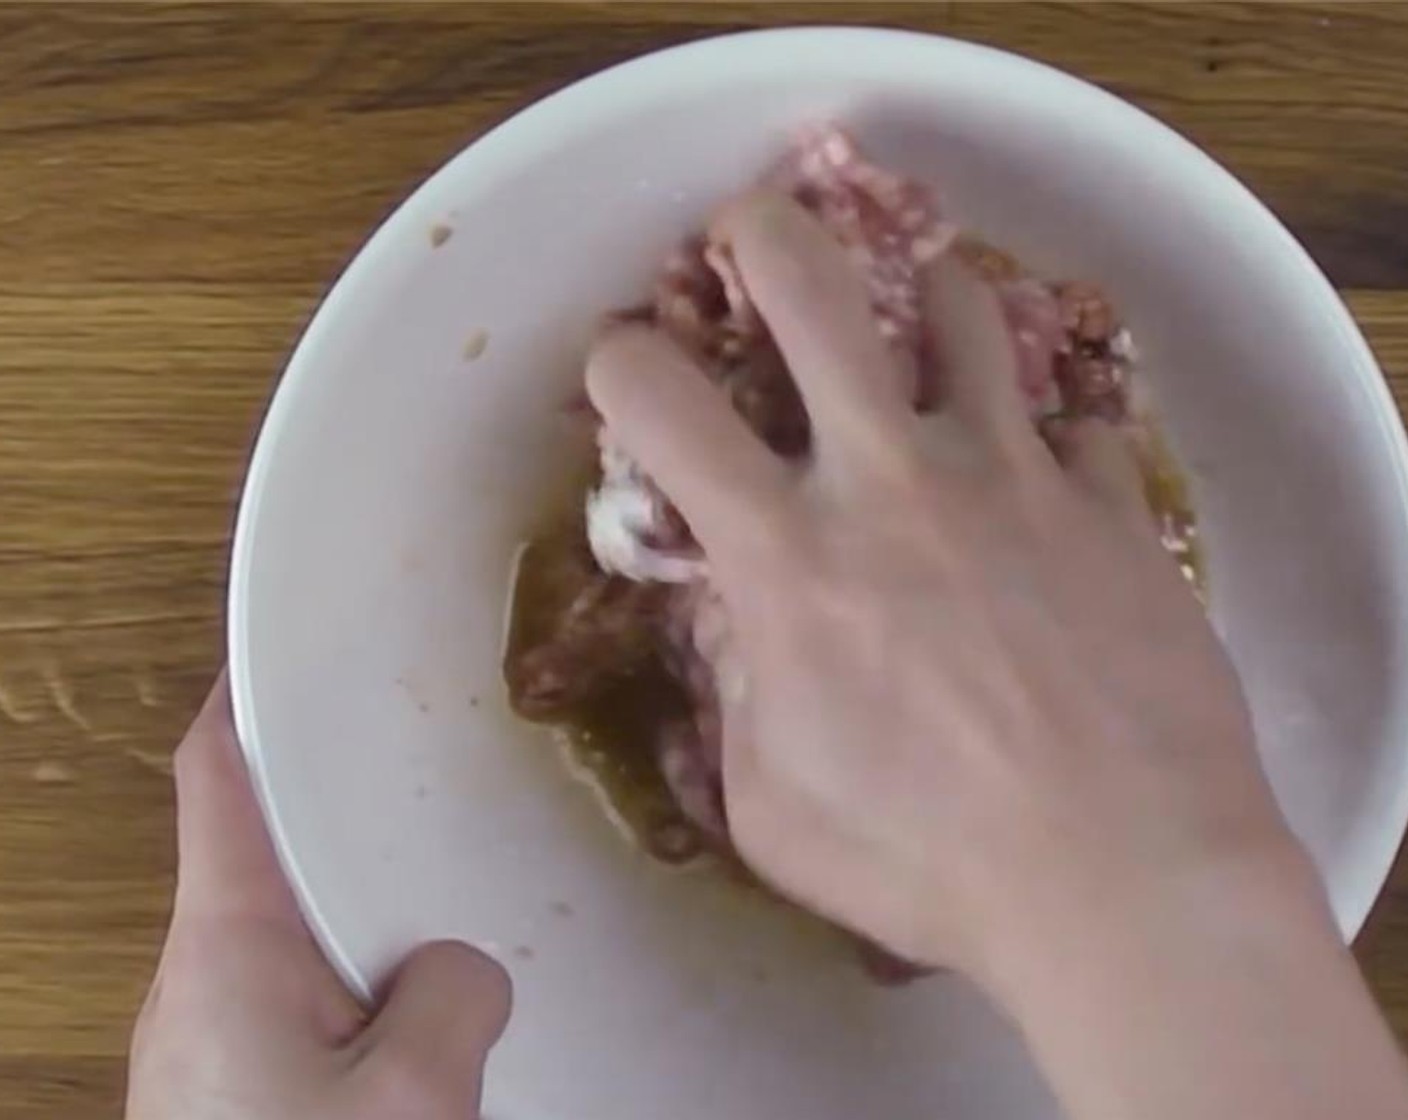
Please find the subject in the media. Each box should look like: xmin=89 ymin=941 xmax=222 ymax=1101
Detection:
xmin=464 ymin=329 xmax=489 ymax=362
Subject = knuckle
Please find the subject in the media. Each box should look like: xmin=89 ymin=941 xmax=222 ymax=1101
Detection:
xmin=831 ymin=427 xmax=937 ymax=510
xmin=721 ymin=495 xmax=804 ymax=577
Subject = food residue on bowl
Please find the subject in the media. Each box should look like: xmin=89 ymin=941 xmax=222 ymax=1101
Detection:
xmin=502 ymin=126 xmax=1201 ymax=982
xmin=463 ymin=329 xmax=489 ymax=362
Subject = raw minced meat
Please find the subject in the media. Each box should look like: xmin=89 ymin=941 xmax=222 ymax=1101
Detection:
xmin=504 ymin=126 xmax=1198 ymax=982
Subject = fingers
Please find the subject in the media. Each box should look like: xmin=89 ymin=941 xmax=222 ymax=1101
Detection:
xmin=586 ymin=323 xmax=791 ymax=552
xmin=712 ymin=191 xmax=914 ymax=455
xmin=922 ymin=253 xmax=1047 ymax=462
xmin=1050 ymin=417 xmax=1150 ymax=522
xmin=171 ymin=670 xmax=305 ymax=932
xmin=358 ymin=942 xmax=511 ymax=1104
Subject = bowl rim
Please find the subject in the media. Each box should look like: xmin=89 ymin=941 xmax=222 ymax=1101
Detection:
xmin=228 ymin=25 xmax=1408 ymax=1001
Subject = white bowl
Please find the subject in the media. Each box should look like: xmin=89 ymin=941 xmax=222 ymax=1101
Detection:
xmin=229 ymin=27 xmax=1408 ymax=1120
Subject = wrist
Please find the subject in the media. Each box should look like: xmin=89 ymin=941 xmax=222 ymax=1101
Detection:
xmin=961 ymin=836 xmax=1408 ymax=1120
xmin=972 ymin=829 xmax=1333 ymax=1014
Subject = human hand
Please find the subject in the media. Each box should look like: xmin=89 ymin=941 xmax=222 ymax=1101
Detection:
xmin=126 ymin=674 xmax=510 ymax=1120
xmin=585 ymin=192 xmax=1317 ymax=989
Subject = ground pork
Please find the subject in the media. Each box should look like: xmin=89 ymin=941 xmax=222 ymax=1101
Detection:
xmin=507 ymin=127 xmax=1193 ymax=981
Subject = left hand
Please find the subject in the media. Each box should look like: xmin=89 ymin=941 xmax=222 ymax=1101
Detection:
xmin=126 ymin=673 xmax=511 ymax=1120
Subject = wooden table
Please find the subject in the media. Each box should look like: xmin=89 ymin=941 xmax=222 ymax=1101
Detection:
xmin=2 ymin=3 xmax=1406 ymax=1115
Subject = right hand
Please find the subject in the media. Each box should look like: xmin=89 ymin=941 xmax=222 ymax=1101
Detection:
xmin=586 ymin=191 xmax=1319 ymax=987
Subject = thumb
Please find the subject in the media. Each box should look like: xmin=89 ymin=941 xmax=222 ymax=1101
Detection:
xmin=356 ymin=942 xmax=512 ymax=1108
xmin=172 ymin=669 xmax=307 ymax=932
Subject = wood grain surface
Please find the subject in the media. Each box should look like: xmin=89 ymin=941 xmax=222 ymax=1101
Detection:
xmin=2 ymin=3 xmax=1407 ymax=1116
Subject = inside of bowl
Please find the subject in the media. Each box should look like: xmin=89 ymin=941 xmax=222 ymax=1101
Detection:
xmin=232 ymin=30 xmax=1408 ymax=1120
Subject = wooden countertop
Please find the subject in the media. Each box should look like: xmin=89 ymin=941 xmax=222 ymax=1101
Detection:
xmin=2 ymin=3 xmax=1406 ymax=1115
